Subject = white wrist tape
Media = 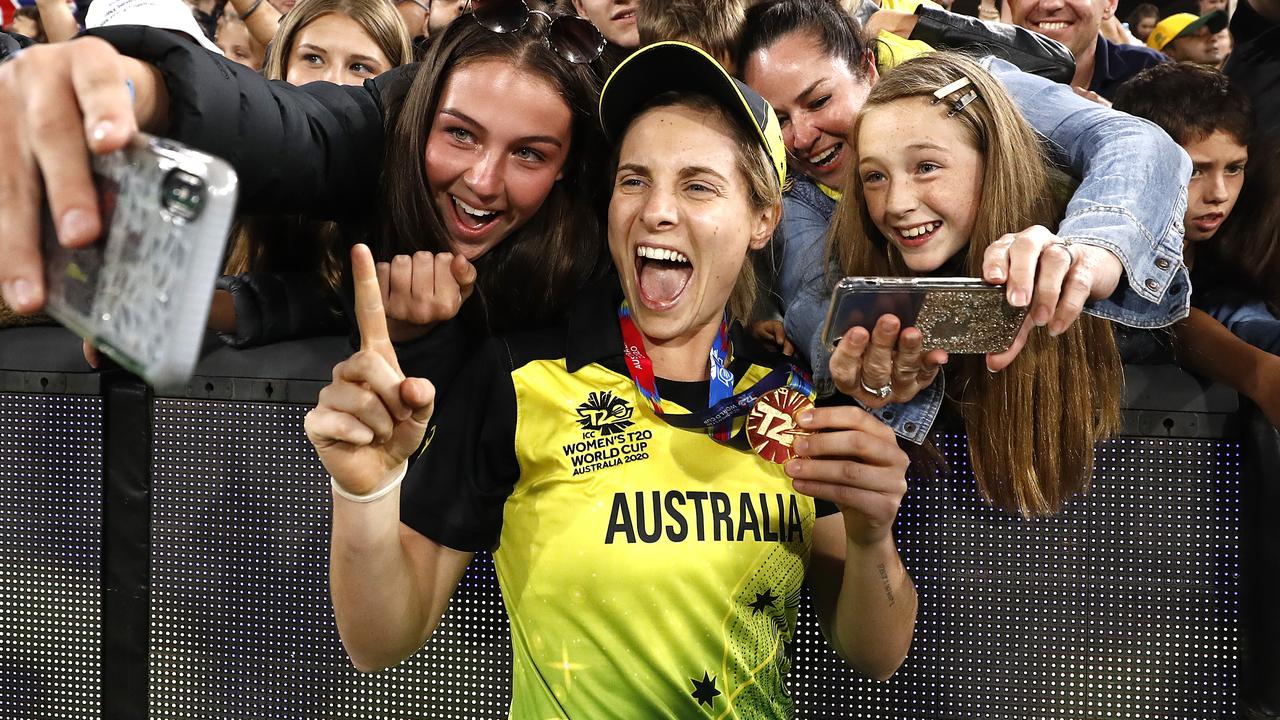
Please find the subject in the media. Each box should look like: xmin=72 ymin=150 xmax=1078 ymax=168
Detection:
xmin=330 ymin=462 xmax=407 ymax=504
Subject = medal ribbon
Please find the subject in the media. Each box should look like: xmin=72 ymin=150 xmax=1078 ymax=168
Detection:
xmin=617 ymin=301 xmax=813 ymax=443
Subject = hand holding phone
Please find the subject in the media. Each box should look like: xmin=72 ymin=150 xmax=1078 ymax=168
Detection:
xmin=41 ymin=132 xmax=237 ymax=389
xmin=827 ymin=314 xmax=947 ymax=409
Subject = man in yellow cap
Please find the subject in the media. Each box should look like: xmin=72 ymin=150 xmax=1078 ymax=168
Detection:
xmin=1147 ymin=10 xmax=1229 ymax=65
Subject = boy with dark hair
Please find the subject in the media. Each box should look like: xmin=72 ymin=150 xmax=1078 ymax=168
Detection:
xmin=636 ymin=0 xmax=746 ymax=73
xmin=1114 ymin=62 xmax=1250 ymax=248
xmin=1113 ymin=64 xmax=1280 ymax=427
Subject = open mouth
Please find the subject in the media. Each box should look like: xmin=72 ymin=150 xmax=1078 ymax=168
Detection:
xmin=805 ymin=142 xmax=843 ymax=171
xmin=1035 ymin=20 xmax=1071 ymax=31
xmin=613 ymin=8 xmax=637 ymax=22
xmin=635 ymin=245 xmax=693 ymax=310
xmin=1192 ymin=212 xmax=1224 ymax=234
xmin=450 ymin=195 xmax=502 ymax=234
xmin=894 ymin=220 xmax=942 ymax=248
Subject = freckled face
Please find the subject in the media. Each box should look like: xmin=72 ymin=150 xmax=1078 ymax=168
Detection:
xmin=857 ymin=97 xmax=985 ymax=273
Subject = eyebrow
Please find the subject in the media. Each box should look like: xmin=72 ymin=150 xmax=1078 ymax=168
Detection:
xmin=297 ymin=43 xmax=327 ymax=55
xmin=439 ymin=108 xmax=565 ymax=148
xmin=616 ymin=163 xmax=730 ymax=183
xmin=794 ymin=78 xmax=825 ymax=104
xmin=857 ymin=141 xmax=953 ymax=165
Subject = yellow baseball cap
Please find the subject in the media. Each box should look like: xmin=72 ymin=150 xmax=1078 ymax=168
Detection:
xmin=1147 ymin=10 xmax=1228 ymax=52
xmin=599 ymin=41 xmax=788 ymax=190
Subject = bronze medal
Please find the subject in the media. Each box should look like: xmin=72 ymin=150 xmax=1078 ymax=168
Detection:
xmin=745 ymin=387 xmax=813 ymax=464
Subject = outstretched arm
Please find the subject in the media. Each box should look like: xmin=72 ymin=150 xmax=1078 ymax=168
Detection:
xmin=987 ymin=57 xmax=1192 ymax=331
xmin=791 ymin=406 xmax=917 ymax=679
xmin=1173 ymin=308 xmax=1280 ymax=429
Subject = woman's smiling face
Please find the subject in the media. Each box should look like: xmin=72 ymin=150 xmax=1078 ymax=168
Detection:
xmin=422 ymin=59 xmax=573 ymax=260
xmin=743 ymin=30 xmax=876 ymax=192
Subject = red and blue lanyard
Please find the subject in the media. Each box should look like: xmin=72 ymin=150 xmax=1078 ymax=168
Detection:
xmin=617 ymin=301 xmax=813 ymax=443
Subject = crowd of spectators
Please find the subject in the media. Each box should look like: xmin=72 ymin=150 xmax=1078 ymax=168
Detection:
xmin=0 ymin=0 xmax=1277 ymax=713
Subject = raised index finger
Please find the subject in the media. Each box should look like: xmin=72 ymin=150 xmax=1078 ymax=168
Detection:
xmin=351 ymin=244 xmax=399 ymax=369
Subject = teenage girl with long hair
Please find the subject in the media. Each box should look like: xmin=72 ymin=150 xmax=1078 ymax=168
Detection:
xmin=827 ymin=52 xmax=1123 ymax=516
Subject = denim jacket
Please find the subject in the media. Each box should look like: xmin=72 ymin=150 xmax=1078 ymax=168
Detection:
xmin=775 ymin=57 xmax=1192 ymax=444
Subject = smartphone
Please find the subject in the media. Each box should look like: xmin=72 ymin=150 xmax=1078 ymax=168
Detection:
xmin=42 ymin=133 xmax=238 ymax=390
xmin=820 ymin=277 xmax=1028 ymax=355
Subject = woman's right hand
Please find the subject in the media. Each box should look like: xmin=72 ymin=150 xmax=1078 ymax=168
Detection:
xmin=375 ymin=251 xmax=477 ymax=342
xmin=0 ymin=37 xmax=166 ymax=315
xmin=305 ymin=245 xmax=436 ymax=496
xmin=829 ymin=314 xmax=947 ymax=410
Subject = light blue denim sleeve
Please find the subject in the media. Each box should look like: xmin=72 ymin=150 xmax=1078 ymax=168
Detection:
xmin=777 ymin=187 xmax=837 ymax=393
xmin=985 ymin=56 xmax=1193 ymax=329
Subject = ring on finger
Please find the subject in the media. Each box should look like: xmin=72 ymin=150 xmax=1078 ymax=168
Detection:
xmin=1051 ymin=238 xmax=1075 ymax=266
xmin=859 ymin=377 xmax=893 ymax=399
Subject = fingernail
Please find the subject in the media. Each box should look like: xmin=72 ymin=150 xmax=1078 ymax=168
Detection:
xmin=3 ymin=279 xmax=35 ymax=311
xmin=793 ymin=437 xmax=809 ymax=456
xmin=989 ymin=267 xmax=1004 ymax=281
xmin=90 ymin=120 xmax=115 ymax=145
xmin=986 ymin=360 xmax=999 ymax=374
xmin=1049 ymin=323 xmax=1065 ymax=337
xmin=1010 ymin=290 xmax=1028 ymax=307
xmin=798 ymin=410 xmax=813 ymax=425
xmin=785 ymin=459 xmax=802 ymax=476
xmin=1034 ymin=308 xmax=1049 ymax=327
xmin=60 ymin=208 xmax=95 ymax=245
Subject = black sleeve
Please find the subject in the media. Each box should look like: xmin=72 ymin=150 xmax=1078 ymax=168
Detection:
xmin=399 ymin=338 xmax=521 ymax=552
xmin=910 ymin=6 xmax=1076 ymax=84
xmin=215 ymin=272 xmax=346 ymax=348
xmin=84 ymin=26 xmax=411 ymax=219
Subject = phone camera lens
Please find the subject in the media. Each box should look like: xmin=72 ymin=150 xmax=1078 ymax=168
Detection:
xmin=161 ymin=168 xmax=206 ymax=222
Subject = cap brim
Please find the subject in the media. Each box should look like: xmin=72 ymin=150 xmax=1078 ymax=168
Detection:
xmin=1179 ymin=9 xmax=1229 ymax=38
xmin=599 ymin=41 xmax=783 ymax=184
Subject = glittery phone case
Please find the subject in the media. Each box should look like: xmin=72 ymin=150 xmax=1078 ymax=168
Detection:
xmin=821 ymin=277 xmax=1028 ymax=354
xmin=42 ymin=133 xmax=238 ymax=390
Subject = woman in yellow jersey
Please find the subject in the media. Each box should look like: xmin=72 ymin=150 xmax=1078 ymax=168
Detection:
xmin=306 ymin=41 xmax=917 ymax=718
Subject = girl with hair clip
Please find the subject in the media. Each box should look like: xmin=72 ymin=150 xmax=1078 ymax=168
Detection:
xmin=828 ymin=52 xmax=1123 ymax=517
xmin=736 ymin=0 xmax=1189 ymax=454
xmin=308 ymin=41 xmax=916 ymax=715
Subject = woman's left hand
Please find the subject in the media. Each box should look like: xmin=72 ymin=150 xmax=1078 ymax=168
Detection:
xmin=786 ymin=406 xmax=909 ymax=548
xmin=982 ymin=225 xmax=1123 ymax=371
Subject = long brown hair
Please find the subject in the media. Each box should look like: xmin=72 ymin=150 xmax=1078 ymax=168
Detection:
xmin=827 ymin=53 xmax=1122 ymax=517
xmin=376 ymin=13 xmax=609 ymax=332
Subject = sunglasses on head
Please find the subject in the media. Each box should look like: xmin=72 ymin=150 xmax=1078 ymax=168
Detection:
xmin=464 ymin=0 xmax=606 ymax=64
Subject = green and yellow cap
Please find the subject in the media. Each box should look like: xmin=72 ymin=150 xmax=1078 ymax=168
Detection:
xmin=599 ymin=41 xmax=788 ymax=190
xmin=1147 ymin=10 xmax=1228 ymax=51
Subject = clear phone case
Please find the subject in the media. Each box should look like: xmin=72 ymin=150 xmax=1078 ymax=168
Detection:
xmin=820 ymin=277 xmax=1028 ymax=354
xmin=42 ymin=133 xmax=238 ymax=390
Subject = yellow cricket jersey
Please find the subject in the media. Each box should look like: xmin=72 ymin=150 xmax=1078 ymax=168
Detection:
xmin=401 ymin=280 xmax=838 ymax=719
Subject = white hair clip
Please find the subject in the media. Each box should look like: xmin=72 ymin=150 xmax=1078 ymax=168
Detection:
xmin=931 ymin=77 xmax=979 ymax=117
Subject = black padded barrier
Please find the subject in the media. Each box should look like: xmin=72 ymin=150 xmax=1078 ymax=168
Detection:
xmin=0 ymin=326 xmax=1271 ymax=719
